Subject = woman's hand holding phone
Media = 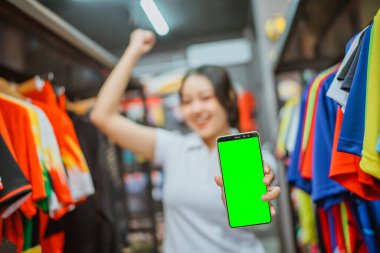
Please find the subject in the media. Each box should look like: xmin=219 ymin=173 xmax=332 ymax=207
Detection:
xmin=214 ymin=164 xmax=280 ymax=216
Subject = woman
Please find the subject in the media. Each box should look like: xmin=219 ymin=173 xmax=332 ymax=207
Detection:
xmin=91 ymin=29 xmax=281 ymax=253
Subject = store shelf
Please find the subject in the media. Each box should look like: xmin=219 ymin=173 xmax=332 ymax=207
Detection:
xmin=273 ymin=0 xmax=358 ymax=73
xmin=7 ymin=0 xmax=117 ymax=69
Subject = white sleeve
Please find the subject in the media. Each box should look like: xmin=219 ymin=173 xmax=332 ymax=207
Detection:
xmin=154 ymin=128 xmax=182 ymax=167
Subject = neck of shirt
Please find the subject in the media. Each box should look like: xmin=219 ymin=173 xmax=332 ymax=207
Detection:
xmin=203 ymin=126 xmax=233 ymax=151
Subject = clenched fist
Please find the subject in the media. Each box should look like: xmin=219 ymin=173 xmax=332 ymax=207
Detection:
xmin=128 ymin=29 xmax=156 ymax=57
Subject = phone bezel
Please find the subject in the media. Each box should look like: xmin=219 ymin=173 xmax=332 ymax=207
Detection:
xmin=216 ymin=131 xmax=272 ymax=228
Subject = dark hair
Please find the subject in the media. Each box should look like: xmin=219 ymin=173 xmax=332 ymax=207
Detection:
xmin=179 ymin=65 xmax=239 ymax=129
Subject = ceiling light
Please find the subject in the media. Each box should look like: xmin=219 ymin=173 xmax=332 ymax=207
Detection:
xmin=140 ymin=0 xmax=169 ymax=36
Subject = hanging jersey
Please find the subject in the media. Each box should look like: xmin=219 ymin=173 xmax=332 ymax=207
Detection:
xmin=331 ymin=204 xmax=347 ymax=253
xmin=24 ymin=82 xmax=95 ymax=202
xmin=0 ymin=94 xmax=47 ymax=218
xmin=294 ymin=189 xmax=318 ymax=246
xmin=0 ymin=135 xmax=32 ymax=217
xmin=360 ymin=10 xmax=380 ymax=179
xmin=29 ymin=103 xmax=73 ymax=219
xmin=329 ymin=107 xmax=380 ymax=200
xmin=337 ymin=25 xmax=371 ymax=157
xmin=288 ymin=83 xmax=312 ymax=193
xmin=340 ymin=202 xmax=351 ymax=253
xmin=237 ymin=90 xmax=257 ymax=132
xmin=311 ymin=73 xmax=347 ymax=207
xmin=339 ymin=200 xmax=368 ymax=253
xmin=285 ymin=99 xmax=300 ymax=155
xmin=327 ymin=27 xmax=368 ymax=112
xmin=327 ymin=208 xmax=338 ymax=253
xmin=4 ymin=211 xmax=24 ymax=252
xmin=301 ymin=65 xmax=338 ymax=154
xmin=276 ymin=99 xmax=293 ymax=158
xmin=24 ymin=105 xmax=52 ymax=213
xmin=318 ymin=208 xmax=333 ymax=253
xmin=38 ymin=210 xmax=64 ymax=253
xmin=370 ymin=200 xmax=380 ymax=239
xmin=276 ymin=96 xmax=300 ymax=159
xmin=349 ymin=197 xmax=380 ymax=253
xmin=300 ymin=67 xmax=338 ymax=180
xmin=338 ymin=31 xmax=365 ymax=93
xmin=29 ymin=100 xmax=74 ymax=207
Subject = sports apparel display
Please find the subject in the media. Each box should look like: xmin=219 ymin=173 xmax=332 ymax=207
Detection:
xmin=326 ymin=27 xmax=368 ymax=112
xmin=279 ymin=10 xmax=380 ymax=252
xmin=0 ymin=79 xmax=126 ymax=253
xmin=337 ymin=25 xmax=371 ymax=157
xmin=276 ymin=96 xmax=300 ymax=162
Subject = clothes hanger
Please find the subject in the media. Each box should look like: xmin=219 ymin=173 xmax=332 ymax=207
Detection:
xmin=55 ymin=86 xmax=96 ymax=116
xmin=16 ymin=72 xmax=53 ymax=95
xmin=69 ymin=97 xmax=97 ymax=116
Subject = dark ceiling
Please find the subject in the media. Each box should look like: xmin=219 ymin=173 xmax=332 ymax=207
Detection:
xmin=38 ymin=0 xmax=252 ymax=57
xmin=275 ymin=0 xmax=380 ymax=73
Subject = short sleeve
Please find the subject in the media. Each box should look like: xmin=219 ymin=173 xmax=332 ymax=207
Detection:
xmin=154 ymin=128 xmax=182 ymax=167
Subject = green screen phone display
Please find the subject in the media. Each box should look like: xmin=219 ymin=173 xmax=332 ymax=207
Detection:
xmin=217 ymin=132 xmax=271 ymax=228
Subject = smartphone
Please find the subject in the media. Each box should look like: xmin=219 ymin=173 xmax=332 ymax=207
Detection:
xmin=216 ymin=131 xmax=271 ymax=228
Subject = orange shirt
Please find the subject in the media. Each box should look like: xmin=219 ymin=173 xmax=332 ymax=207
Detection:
xmin=238 ymin=91 xmax=257 ymax=132
xmin=25 ymin=82 xmax=94 ymax=202
xmin=29 ymin=100 xmax=74 ymax=212
xmin=300 ymin=65 xmax=339 ymax=179
xmin=0 ymin=95 xmax=46 ymax=218
xmin=329 ymin=107 xmax=380 ymax=200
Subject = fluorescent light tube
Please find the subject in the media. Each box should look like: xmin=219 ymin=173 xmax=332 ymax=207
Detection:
xmin=140 ymin=0 xmax=169 ymax=36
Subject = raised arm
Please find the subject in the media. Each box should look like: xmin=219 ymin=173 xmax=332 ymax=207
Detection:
xmin=90 ymin=29 xmax=157 ymax=161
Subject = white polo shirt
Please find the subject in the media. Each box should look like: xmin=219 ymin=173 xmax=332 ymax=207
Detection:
xmin=154 ymin=129 xmax=266 ymax=253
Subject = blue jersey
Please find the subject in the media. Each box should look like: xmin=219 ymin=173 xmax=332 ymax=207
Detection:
xmin=376 ymin=135 xmax=380 ymax=153
xmin=288 ymin=83 xmax=312 ymax=193
xmin=337 ymin=25 xmax=372 ymax=156
xmin=349 ymin=196 xmax=380 ymax=253
xmin=312 ymin=73 xmax=347 ymax=207
xmin=370 ymin=200 xmax=380 ymax=236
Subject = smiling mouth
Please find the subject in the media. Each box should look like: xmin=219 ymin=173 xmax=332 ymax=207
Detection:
xmin=193 ymin=116 xmax=211 ymax=128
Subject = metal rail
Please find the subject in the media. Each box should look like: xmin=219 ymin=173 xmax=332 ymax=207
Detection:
xmin=7 ymin=0 xmax=117 ymax=69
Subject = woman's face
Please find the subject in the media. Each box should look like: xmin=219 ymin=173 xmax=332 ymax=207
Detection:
xmin=180 ymin=74 xmax=229 ymax=141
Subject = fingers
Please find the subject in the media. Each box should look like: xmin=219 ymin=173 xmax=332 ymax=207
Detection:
xmin=220 ymin=191 xmax=226 ymax=206
xmin=144 ymin=31 xmax=156 ymax=44
xmin=261 ymin=186 xmax=281 ymax=202
xmin=141 ymin=30 xmax=156 ymax=51
xmin=131 ymin=29 xmax=152 ymax=38
xmin=263 ymin=165 xmax=274 ymax=186
xmin=264 ymin=164 xmax=270 ymax=174
xmin=214 ymin=176 xmax=226 ymax=206
xmin=214 ymin=176 xmax=223 ymax=187
xmin=269 ymin=202 xmax=276 ymax=216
